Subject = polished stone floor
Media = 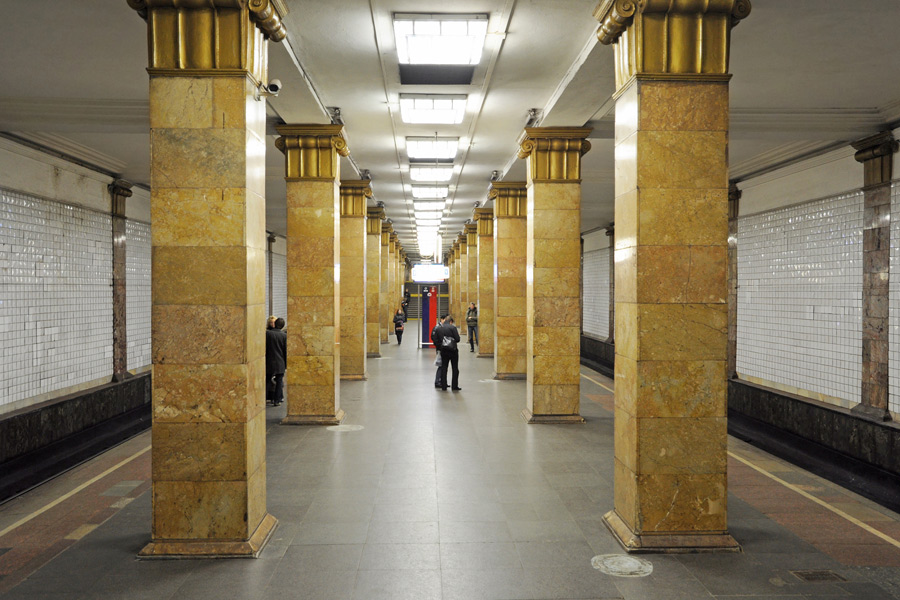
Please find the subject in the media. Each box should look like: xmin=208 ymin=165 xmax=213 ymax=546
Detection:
xmin=2 ymin=329 xmax=900 ymax=599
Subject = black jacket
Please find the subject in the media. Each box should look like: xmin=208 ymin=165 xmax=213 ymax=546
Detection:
xmin=265 ymin=328 xmax=287 ymax=375
xmin=393 ymin=313 xmax=405 ymax=330
xmin=431 ymin=321 xmax=444 ymax=347
xmin=436 ymin=323 xmax=460 ymax=351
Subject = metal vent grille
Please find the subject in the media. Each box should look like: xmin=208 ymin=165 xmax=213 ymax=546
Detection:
xmin=791 ymin=570 xmax=847 ymax=582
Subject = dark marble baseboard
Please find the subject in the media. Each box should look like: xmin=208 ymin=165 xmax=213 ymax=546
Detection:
xmin=580 ymin=334 xmax=614 ymax=378
xmin=0 ymin=374 xmax=151 ymax=503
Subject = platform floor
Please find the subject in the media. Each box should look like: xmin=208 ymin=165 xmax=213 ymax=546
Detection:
xmin=2 ymin=335 xmax=900 ymax=599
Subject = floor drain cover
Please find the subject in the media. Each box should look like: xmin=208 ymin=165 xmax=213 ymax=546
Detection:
xmin=326 ymin=424 xmax=364 ymax=432
xmin=791 ymin=570 xmax=846 ymax=582
xmin=591 ymin=554 xmax=653 ymax=578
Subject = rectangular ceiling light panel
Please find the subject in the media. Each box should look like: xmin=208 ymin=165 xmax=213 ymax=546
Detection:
xmin=394 ymin=14 xmax=488 ymax=65
xmin=406 ymin=137 xmax=459 ymax=161
xmin=410 ymin=166 xmax=454 ymax=182
xmin=414 ymin=201 xmax=445 ymax=212
xmin=400 ymin=94 xmax=467 ymax=124
xmin=412 ymin=186 xmax=449 ymax=199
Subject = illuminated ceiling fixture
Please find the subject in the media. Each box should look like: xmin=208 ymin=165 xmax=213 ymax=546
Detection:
xmin=393 ymin=14 xmax=488 ymax=65
xmin=414 ymin=201 xmax=444 ymax=211
xmin=412 ymin=185 xmax=449 ymax=199
xmin=410 ymin=166 xmax=454 ymax=182
xmin=417 ymin=220 xmax=442 ymax=229
xmin=406 ymin=137 xmax=459 ymax=161
xmin=400 ymin=94 xmax=467 ymax=124
xmin=415 ymin=211 xmax=443 ymax=221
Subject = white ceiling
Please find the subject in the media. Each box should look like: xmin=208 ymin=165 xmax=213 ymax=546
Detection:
xmin=2 ymin=1 xmax=900 ymax=260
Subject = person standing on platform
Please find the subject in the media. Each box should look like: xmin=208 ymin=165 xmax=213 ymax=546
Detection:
xmin=265 ymin=317 xmax=287 ymax=406
xmin=393 ymin=308 xmax=406 ymax=345
xmin=431 ymin=314 xmax=447 ymax=388
xmin=437 ymin=316 xmax=461 ymax=391
xmin=466 ymin=302 xmax=478 ymax=352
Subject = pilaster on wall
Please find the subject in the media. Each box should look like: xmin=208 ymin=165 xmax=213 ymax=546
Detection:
xmin=110 ymin=180 xmax=132 ymax=382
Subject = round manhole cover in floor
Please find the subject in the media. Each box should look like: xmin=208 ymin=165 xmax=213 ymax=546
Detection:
xmin=326 ymin=424 xmax=364 ymax=432
xmin=591 ymin=554 xmax=653 ymax=578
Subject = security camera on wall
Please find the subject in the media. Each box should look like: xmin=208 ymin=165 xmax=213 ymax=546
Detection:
xmin=255 ymin=79 xmax=282 ymax=101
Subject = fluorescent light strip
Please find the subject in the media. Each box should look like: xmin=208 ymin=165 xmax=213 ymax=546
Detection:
xmin=394 ymin=14 xmax=488 ymax=65
xmin=410 ymin=166 xmax=454 ymax=182
xmin=406 ymin=137 xmax=459 ymax=160
xmin=400 ymin=94 xmax=467 ymax=125
xmin=412 ymin=186 xmax=449 ymax=199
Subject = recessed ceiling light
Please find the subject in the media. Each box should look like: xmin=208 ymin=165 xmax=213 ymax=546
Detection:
xmin=416 ymin=219 xmax=442 ymax=227
xmin=414 ymin=201 xmax=445 ymax=212
xmin=410 ymin=166 xmax=454 ymax=182
xmin=393 ymin=14 xmax=488 ymax=65
xmin=412 ymin=185 xmax=449 ymax=199
xmin=415 ymin=211 xmax=443 ymax=221
xmin=406 ymin=137 xmax=459 ymax=161
xmin=400 ymin=94 xmax=467 ymax=124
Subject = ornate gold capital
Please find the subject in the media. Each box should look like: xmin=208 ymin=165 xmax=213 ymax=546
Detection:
xmin=490 ymin=181 xmax=527 ymax=218
xmin=595 ymin=0 xmax=751 ymax=89
xmin=465 ymin=223 xmax=478 ymax=246
xmin=127 ymin=0 xmax=287 ymax=78
xmin=339 ymin=180 xmax=372 ymax=218
xmin=275 ymin=124 xmax=349 ymax=181
xmin=367 ymin=207 xmax=385 ymax=235
xmin=457 ymin=233 xmax=468 ymax=252
xmin=475 ymin=207 xmax=494 ymax=237
xmin=852 ymin=131 xmax=898 ymax=187
xmin=517 ymin=128 xmax=592 ymax=183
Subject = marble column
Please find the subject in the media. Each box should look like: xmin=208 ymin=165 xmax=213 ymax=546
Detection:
xmin=109 ymin=179 xmax=131 ymax=382
xmin=466 ymin=223 xmax=479 ymax=338
xmin=518 ymin=128 xmax=590 ymax=424
xmin=727 ymin=186 xmax=740 ymax=379
xmin=491 ymin=182 xmax=527 ymax=380
xmin=851 ymin=131 xmax=898 ymax=422
xmin=606 ymin=223 xmax=615 ymax=343
xmin=276 ymin=124 xmax=348 ymax=426
xmin=450 ymin=242 xmax=458 ymax=323
xmin=129 ymin=0 xmax=284 ymax=557
xmin=388 ymin=233 xmax=398 ymax=323
xmin=380 ymin=224 xmax=391 ymax=343
xmin=596 ymin=0 xmax=750 ymax=552
xmin=475 ymin=208 xmax=495 ymax=357
xmin=457 ymin=233 xmax=468 ymax=334
xmin=367 ymin=208 xmax=384 ymax=357
xmin=339 ymin=180 xmax=371 ymax=380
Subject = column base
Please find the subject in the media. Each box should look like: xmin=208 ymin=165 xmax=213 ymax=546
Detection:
xmin=494 ymin=373 xmax=526 ymax=380
xmin=603 ymin=510 xmax=740 ymax=554
xmin=367 ymin=353 xmax=381 ymax=358
xmin=281 ymin=409 xmax=346 ymax=426
xmin=340 ymin=374 xmax=368 ymax=381
xmin=477 ymin=353 xmax=494 ymax=358
xmin=138 ymin=513 xmax=278 ymax=559
xmin=521 ymin=409 xmax=584 ymax=424
xmin=850 ymin=403 xmax=892 ymax=422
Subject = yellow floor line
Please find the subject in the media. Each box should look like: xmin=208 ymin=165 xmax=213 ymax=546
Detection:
xmin=728 ymin=450 xmax=900 ymax=549
xmin=0 ymin=445 xmax=150 ymax=540
xmin=580 ymin=372 xmax=615 ymax=394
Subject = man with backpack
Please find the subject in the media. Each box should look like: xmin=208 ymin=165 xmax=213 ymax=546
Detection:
xmin=431 ymin=314 xmax=447 ymax=388
xmin=436 ymin=315 xmax=461 ymax=391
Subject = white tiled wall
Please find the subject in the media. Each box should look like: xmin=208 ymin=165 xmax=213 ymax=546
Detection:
xmin=0 ymin=188 xmax=113 ymax=408
xmin=736 ymin=192 xmax=864 ymax=404
xmin=126 ymin=219 xmax=151 ymax=370
xmin=271 ymin=251 xmax=287 ymax=325
xmin=582 ymin=248 xmax=609 ymax=339
xmin=887 ymin=183 xmax=900 ymax=414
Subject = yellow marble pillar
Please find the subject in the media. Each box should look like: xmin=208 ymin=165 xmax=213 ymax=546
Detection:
xmin=451 ymin=241 xmax=460 ymax=325
xmin=276 ymin=124 xmax=348 ymax=426
xmin=388 ymin=233 xmax=397 ymax=333
xmin=466 ymin=223 xmax=478 ymax=340
xmin=380 ymin=224 xmax=391 ymax=343
xmin=366 ymin=208 xmax=384 ymax=357
xmin=339 ymin=180 xmax=370 ymax=380
xmin=491 ymin=182 xmax=527 ymax=380
xmin=129 ymin=0 xmax=284 ymax=557
xmin=518 ymin=128 xmax=590 ymax=424
xmin=457 ymin=233 xmax=468 ymax=334
xmin=596 ymin=0 xmax=750 ymax=552
xmin=475 ymin=208 xmax=494 ymax=358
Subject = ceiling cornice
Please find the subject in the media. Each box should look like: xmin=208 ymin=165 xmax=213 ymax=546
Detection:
xmin=0 ymin=98 xmax=149 ymax=133
xmin=730 ymin=107 xmax=885 ymax=136
xmin=10 ymin=132 xmax=128 ymax=175
xmin=730 ymin=140 xmax=853 ymax=184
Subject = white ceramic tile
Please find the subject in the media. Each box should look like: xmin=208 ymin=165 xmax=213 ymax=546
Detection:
xmin=736 ymin=192 xmax=863 ymax=403
xmin=125 ymin=219 xmax=151 ymax=370
xmin=271 ymin=251 xmax=287 ymax=325
xmin=582 ymin=248 xmax=609 ymax=339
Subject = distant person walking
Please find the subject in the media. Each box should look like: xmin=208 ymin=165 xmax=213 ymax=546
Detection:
xmin=393 ymin=308 xmax=406 ymax=345
xmin=466 ymin=302 xmax=478 ymax=352
xmin=431 ymin=314 xmax=447 ymax=388
xmin=265 ymin=317 xmax=287 ymax=406
xmin=436 ymin=316 xmax=461 ymax=391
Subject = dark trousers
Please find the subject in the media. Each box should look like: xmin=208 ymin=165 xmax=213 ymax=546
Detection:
xmin=439 ymin=349 xmax=459 ymax=389
xmin=271 ymin=372 xmax=284 ymax=404
xmin=434 ymin=353 xmax=442 ymax=387
xmin=395 ymin=328 xmax=403 ymax=344
xmin=468 ymin=325 xmax=478 ymax=349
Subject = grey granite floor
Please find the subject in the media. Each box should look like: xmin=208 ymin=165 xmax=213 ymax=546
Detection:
xmin=3 ymin=333 xmax=899 ymax=599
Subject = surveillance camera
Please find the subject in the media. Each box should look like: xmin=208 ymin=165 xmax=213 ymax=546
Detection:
xmin=267 ymin=79 xmax=282 ymax=94
xmin=254 ymin=79 xmax=282 ymax=101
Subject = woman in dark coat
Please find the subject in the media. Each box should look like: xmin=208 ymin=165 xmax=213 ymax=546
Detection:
xmin=393 ymin=308 xmax=406 ymax=345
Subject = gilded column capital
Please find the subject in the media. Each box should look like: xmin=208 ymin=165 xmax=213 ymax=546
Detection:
xmin=517 ymin=128 xmax=592 ymax=183
xmin=458 ymin=233 xmax=468 ymax=252
xmin=367 ymin=207 xmax=385 ymax=235
xmin=340 ymin=180 xmax=372 ymax=218
xmin=594 ymin=0 xmax=751 ymax=88
xmin=127 ymin=0 xmax=287 ymax=79
xmin=275 ymin=124 xmax=349 ymax=181
xmin=475 ymin=207 xmax=494 ymax=237
xmin=465 ymin=223 xmax=478 ymax=246
xmin=490 ymin=181 xmax=527 ymax=218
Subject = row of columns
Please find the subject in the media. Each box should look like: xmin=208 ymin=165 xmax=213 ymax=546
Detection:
xmin=131 ymin=0 xmax=752 ymax=559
